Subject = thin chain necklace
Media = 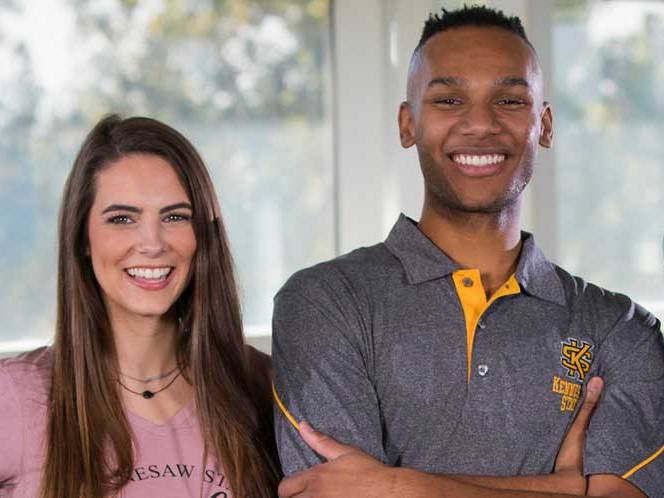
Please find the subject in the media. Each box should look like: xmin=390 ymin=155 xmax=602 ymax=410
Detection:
xmin=118 ymin=371 xmax=182 ymax=399
xmin=120 ymin=365 xmax=179 ymax=384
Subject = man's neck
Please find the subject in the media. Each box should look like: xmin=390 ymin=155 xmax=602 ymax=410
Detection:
xmin=418 ymin=200 xmax=522 ymax=296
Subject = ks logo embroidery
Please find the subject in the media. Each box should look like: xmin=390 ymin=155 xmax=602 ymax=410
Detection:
xmin=560 ymin=338 xmax=593 ymax=381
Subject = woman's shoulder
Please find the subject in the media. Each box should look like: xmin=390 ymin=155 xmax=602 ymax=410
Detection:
xmin=0 ymin=347 xmax=51 ymax=484
xmin=0 ymin=346 xmax=52 ymax=404
xmin=1 ymin=346 xmax=52 ymax=383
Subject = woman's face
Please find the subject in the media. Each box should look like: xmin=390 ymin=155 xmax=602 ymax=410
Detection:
xmin=87 ymin=153 xmax=197 ymax=323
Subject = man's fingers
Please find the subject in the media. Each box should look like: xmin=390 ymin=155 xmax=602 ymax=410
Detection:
xmin=299 ymin=420 xmax=357 ymax=461
xmin=571 ymin=376 xmax=604 ymax=434
xmin=554 ymin=376 xmax=604 ymax=473
xmin=278 ymin=471 xmax=308 ymax=498
xmin=583 ymin=376 xmax=603 ymax=405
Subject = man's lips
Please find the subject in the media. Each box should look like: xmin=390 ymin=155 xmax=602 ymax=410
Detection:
xmin=450 ymin=153 xmax=507 ymax=167
xmin=445 ymin=151 xmax=510 ymax=177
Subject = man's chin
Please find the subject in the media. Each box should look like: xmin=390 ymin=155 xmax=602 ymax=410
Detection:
xmin=433 ymin=195 xmax=519 ymax=216
xmin=456 ymin=200 xmax=513 ymax=214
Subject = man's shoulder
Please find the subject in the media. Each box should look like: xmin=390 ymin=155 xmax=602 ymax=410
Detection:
xmin=553 ymin=265 xmax=659 ymax=333
xmin=278 ymin=242 xmax=400 ymax=297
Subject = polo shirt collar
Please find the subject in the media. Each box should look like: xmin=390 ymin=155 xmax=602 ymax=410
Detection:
xmin=514 ymin=234 xmax=566 ymax=306
xmin=385 ymin=214 xmax=566 ymax=307
xmin=385 ymin=214 xmax=460 ymax=284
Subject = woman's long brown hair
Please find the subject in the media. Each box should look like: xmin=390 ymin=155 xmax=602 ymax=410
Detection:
xmin=43 ymin=115 xmax=279 ymax=498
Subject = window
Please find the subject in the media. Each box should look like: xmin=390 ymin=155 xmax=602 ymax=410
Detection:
xmin=553 ymin=0 xmax=664 ymax=317
xmin=3 ymin=0 xmax=662 ymax=353
xmin=0 ymin=0 xmax=333 ymax=351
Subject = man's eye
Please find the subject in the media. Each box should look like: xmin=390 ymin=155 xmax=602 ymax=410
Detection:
xmin=496 ymin=98 xmax=526 ymax=106
xmin=434 ymin=98 xmax=462 ymax=105
xmin=164 ymin=213 xmax=191 ymax=223
xmin=107 ymin=215 xmax=133 ymax=224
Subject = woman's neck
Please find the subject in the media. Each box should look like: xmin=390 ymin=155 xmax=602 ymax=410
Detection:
xmin=110 ymin=312 xmax=180 ymax=378
xmin=110 ymin=311 xmax=194 ymax=425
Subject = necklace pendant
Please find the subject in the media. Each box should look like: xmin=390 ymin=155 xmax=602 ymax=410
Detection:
xmin=142 ymin=390 xmax=155 ymax=399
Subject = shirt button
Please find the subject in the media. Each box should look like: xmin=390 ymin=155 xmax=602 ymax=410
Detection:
xmin=462 ymin=277 xmax=474 ymax=287
xmin=478 ymin=364 xmax=489 ymax=377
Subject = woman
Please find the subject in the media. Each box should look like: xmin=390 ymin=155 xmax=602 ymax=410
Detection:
xmin=0 ymin=115 xmax=280 ymax=497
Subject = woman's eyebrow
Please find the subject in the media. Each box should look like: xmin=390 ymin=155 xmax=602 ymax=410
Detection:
xmin=100 ymin=202 xmax=192 ymax=215
xmin=101 ymin=204 xmax=141 ymax=214
xmin=159 ymin=202 xmax=193 ymax=214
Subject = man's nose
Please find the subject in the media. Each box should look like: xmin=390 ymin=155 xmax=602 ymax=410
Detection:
xmin=459 ymin=103 xmax=501 ymax=137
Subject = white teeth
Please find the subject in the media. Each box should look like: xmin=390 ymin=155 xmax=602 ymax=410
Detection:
xmin=453 ymin=154 xmax=506 ymax=167
xmin=126 ymin=267 xmax=172 ymax=280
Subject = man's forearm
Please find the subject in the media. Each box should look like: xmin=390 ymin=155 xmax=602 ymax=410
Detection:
xmin=394 ymin=469 xmax=640 ymax=498
xmin=446 ymin=472 xmax=584 ymax=495
xmin=394 ymin=469 xmax=578 ymax=498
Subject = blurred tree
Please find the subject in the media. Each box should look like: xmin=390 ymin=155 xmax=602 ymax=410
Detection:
xmin=0 ymin=0 xmax=333 ymax=342
xmin=554 ymin=0 xmax=664 ymax=309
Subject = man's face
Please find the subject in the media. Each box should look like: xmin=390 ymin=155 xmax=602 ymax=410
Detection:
xmin=399 ymin=26 xmax=553 ymax=214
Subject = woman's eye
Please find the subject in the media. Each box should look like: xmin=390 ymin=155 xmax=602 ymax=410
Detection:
xmin=164 ymin=213 xmax=191 ymax=223
xmin=107 ymin=215 xmax=133 ymax=224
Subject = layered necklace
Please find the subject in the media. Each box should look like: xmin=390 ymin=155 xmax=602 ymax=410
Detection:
xmin=118 ymin=366 xmax=181 ymax=400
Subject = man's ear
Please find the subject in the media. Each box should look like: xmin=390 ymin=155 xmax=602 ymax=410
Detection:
xmin=398 ymin=101 xmax=416 ymax=148
xmin=539 ymin=102 xmax=553 ymax=148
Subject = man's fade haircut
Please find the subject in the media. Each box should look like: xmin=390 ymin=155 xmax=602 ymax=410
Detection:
xmin=406 ymin=5 xmax=537 ymax=103
xmin=415 ymin=4 xmax=533 ymax=53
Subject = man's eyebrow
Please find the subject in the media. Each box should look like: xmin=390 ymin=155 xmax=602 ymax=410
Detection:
xmin=427 ymin=76 xmax=530 ymax=89
xmin=101 ymin=204 xmax=141 ymax=214
xmin=427 ymin=76 xmax=466 ymax=88
xmin=496 ymin=76 xmax=530 ymax=88
xmin=159 ymin=202 xmax=193 ymax=214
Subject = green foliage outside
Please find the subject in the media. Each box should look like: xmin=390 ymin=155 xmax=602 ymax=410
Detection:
xmin=0 ymin=0 xmax=333 ymax=342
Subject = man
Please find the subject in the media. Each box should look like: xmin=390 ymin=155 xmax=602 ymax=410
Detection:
xmin=272 ymin=6 xmax=664 ymax=498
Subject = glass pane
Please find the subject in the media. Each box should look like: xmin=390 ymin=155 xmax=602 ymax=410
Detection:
xmin=554 ymin=0 xmax=664 ymax=319
xmin=0 ymin=0 xmax=334 ymax=350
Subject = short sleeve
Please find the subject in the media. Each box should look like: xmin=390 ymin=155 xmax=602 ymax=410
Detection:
xmin=0 ymin=362 xmax=24 ymax=488
xmin=272 ymin=271 xmax=386 ymax=476
xmin=585 ymin=302 xmax=664 ymax=498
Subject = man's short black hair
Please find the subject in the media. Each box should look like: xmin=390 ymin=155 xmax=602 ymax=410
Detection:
xmin=416 ymin=4 xmax=532 ymax=52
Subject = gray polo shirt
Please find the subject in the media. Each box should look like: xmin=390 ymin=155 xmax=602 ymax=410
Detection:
xmin=273 ymin=215 xmax=664 ymax=497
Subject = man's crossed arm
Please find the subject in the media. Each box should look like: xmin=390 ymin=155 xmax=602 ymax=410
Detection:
xmin=278 ymin=377 xmax=646 ymax=498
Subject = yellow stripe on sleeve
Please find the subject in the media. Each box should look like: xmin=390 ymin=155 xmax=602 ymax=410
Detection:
xmin=622 ymin=442 xmax=664 ymax=479
xmin=272 ymin=382 xmax=300 ymax=431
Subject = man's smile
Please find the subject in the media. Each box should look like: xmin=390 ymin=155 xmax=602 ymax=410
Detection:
xmin=450 ymin=153 xmax=507 ymax=167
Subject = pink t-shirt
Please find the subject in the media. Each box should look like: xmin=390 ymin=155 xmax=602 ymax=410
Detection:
xmin=0 ymin=348 xmax=233 ymax=498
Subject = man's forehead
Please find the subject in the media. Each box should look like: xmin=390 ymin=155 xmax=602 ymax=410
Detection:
xmin=414 ymin=26 xmax=541 ymax=83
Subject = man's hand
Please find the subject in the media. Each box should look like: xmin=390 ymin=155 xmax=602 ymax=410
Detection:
xmin=444 ymin=376 xmax=604 ymax=494
xmin=278 ymin=377 xmax=605 ymax=498
xmin=278 ymin=421 xmax=398 ymax=498
xmin=552 ymin=376 xmax=604 ymax=494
